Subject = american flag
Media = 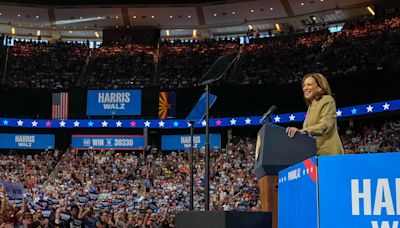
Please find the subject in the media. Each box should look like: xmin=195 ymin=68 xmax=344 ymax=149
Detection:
xmin=52 ymin=92 xmax=69 ymax=119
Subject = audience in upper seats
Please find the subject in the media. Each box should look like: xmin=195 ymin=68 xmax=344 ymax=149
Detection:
xmin=1 ymin=16 xmax=399 ymax=89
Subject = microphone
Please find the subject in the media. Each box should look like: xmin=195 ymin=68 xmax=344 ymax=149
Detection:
xmin=259 ymin=105 xmax=278 ymax=124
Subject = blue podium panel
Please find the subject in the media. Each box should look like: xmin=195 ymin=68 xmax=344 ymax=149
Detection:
xmin=278 ymin=157 xmax=318 ymax=228
xmin=319 ymin=152 xmax=400 ymax=228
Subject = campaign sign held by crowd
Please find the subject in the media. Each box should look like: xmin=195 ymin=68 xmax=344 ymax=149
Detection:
xmin=0 ymin=133 xmax=54 ymax=149
xmin=0 ymin=181 xmax=24 ymax=200
xmin=161 ymin=134 xmax=221 ymax=150
xmin=71 ymin=135 xmax=145 ymax=150
xmin=87 ymin=90 xmax=141 ymax=116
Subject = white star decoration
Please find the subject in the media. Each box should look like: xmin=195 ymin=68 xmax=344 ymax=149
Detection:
xmin=383 ymin=103 xmax=390 ymax=110
xmin=187 ymin=122 xmax=192 ymax=127
xmin=116 ymin=121 xmax=122 ymax=127
xmin=73 ymin=121 xmax=80 ymax=127
xmin=31 ymin=120 xmax=38 ymax=127
xmin=7 ymin=101 xmax=395 ymax=130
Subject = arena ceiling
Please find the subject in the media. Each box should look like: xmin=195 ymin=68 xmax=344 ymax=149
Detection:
xmin=0 ymin=0 xmax=375 ymax=39
xmin=0 ymin=0 xmax=232 ymax=4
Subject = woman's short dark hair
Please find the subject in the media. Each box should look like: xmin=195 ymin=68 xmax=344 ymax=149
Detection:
xmin=302 ymin=73 xmax=332 ymax=106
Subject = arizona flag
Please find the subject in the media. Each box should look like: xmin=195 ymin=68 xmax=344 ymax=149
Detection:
xmin=158 ymin=92 xmax=176 ymax=119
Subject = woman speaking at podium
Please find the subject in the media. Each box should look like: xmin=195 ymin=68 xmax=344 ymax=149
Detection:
xmin=286 ymin=73 xmax=344 ymax=155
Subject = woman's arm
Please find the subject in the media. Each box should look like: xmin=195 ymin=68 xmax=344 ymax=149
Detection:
xmin=78 ymin=205 xmax=92 ymax=219
xmin=0 ymin=186 xmax=7 ymax=215
xmin=16 ymin=195 xmax=27 ymax=222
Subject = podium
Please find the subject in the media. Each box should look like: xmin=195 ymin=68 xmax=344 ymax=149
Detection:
xmin=254 ymin=123 xmax=317 ymax=228
xmin=278 ymin=152 xmax=400 ymax=228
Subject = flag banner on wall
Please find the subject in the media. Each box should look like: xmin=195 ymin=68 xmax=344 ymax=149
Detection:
xmin=158 ymin=91 xmax=176 ymax=119
xmin=52 ymin=92 xmax=69 ymax=119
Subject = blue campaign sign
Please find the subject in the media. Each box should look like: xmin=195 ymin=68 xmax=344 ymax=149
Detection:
xmin=0 ymin=133 xmax=54 ymax=149
xmin=318 ymin=152 xmax=400 ymax=228
xmin=278 ymin=156 xmax=318 ymax=228
xmin=0 ymin=182 xmax=24 ymax=200
xmin=87 ymin=90 xmax=141 ymax=116
xmin=161 ymin=134 xmax=221 ymax=150
xmin=71 ymin=135 xmax=144 ymax=150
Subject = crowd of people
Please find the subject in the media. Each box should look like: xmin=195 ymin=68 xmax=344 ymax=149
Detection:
xmin=0 ymin=15 xmax=399 ymax=89
xmin=0 ymin=135 xmax=258 ymax=227
xmin=0 ymin=151 xmax=58 ymax=189
xmin=157 ymin=41 xmax=240 ymax=88
xmin=0 ymin=116 xmax=399 ymax=227
xmin=317 ymin=16 xmax=400 ymax=78
xmin=84 ymin=44 xmax=156 ymax=89
xmin=340 ymin=119 xmax=400 ymax=153
xmin=237 ymin=31 xmax=330 ymax=85
xmin=5 ymin=41 xmax=89 ymax=89
xmin=0 ymin=13 xmax=399 ymax=227
xmin=238 ymin=16 xmax=400 ymax=85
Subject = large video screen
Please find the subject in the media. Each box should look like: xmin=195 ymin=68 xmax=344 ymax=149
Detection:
xmin=87 ymin=90 xmax=141 ymax=116
xmin=0 ymin=133 xmax=54 ymax=149
xmin=71 ymin=135 xmax=144 ymax=150
xmin=161 ymin=134 xmax=221 ymax=150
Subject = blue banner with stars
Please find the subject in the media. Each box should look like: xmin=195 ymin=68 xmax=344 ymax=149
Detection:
xmin=0 ymin=99 xmax=399 ymax=129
